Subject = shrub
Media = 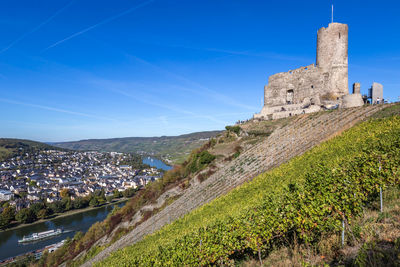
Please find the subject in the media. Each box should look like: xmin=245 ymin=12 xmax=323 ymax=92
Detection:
xmin=225 ymin=125 xmax=241 ymax=135
xmin=198 ymin=151 xmax=216 ymax=165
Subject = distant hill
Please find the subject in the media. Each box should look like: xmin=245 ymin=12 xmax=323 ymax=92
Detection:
xmin=0 ymin=138 xmax=63 ymax=161
xmin=52 ymin=131 xmax=222 ymax=164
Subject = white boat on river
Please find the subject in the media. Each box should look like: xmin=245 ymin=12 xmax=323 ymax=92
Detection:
xmin=18 ymin=229 xmax=64 ymax=243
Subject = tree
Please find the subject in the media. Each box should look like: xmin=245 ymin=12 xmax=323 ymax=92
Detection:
xmin=48 ymin=201 xmax=65 ymax=214
xmin=119 ymin=154 xmax=146 ymax=169
xmin=15 ymin=208 xmax=37 ymax=224
xmin=62 ymin=197 xmax=72 ymax=211
xmin=30 ymin=202 xmax=45 ymax=216
xmin=0 ymin=206 xmax=15 ymax=229
xmin=89 ymin=197 xmax=99 ymax=207
xmin=37 ymin=209 xmax=49 ymax=219
xmin=60 ymin=189 xmax=71 ymax=199
xmin=0 ymin=215 xmax=9 ymax=229
xmin=97 ymin=196 xmax=106 ymax=206
xmin=2 ymin=206 xmax=15 ymax=222
xmin=123 ymin=188 xmax=136 ymax=198
xmin=95 ymin=189 xmax=106 ymax=199
xmin=93 ymin=190 xmax=106 ymax=205
xmin=73 ymin=197 xmax=88 ymax=209
xmin=113 ymin=190 xmax=122 ymax=199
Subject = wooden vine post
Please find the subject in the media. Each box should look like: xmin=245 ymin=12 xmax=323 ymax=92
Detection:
xmin=379 ymin=162 xmax=383 ymax=213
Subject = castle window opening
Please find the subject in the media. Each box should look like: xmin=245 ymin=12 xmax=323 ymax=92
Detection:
xmin=339 ymin=33 xmax=341 ymax=39
xmin=311 ymin=85 xmax=314 ymax=88
xmin=286 ymin=90 xmax=294 ymax=104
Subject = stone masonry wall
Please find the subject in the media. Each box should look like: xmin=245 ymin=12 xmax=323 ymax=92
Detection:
xmin=264 ymin=64 xmax=325 ymax=107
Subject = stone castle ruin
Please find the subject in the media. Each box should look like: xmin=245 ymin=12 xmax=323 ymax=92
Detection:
xmin=254 ymin=22 xmax=383 ymax=120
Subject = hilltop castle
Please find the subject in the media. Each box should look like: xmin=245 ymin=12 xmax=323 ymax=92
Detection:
xmin=254 ymin=22 xmax=381 ymax=120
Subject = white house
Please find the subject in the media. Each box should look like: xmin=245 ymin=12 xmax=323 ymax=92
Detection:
xmin=0 ymin=189 xmax=13 ymax=201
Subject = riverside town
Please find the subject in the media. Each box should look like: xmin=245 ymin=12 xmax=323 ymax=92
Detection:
xmin=0 ymin=150 xmax=162 ymax=229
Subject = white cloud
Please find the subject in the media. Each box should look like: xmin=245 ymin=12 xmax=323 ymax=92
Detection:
xmin=0 ymin=97 xmax=118 ymax=122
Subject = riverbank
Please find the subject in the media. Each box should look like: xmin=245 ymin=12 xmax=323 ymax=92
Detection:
xmin=0 ymin=200 xmax=128 ymax=262
xmin=1 ymin=198 xmax=129 ymax=233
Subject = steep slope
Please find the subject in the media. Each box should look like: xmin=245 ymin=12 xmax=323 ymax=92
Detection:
xmin=0 ymin=138 xmax=63 ymax=161
xmin=97 ymin=106 xmax=400 ymax=266
xmin=52 ymin=131 xmax=221 ymax=164
xmin=257 ymin=185 xmax=400 ymax=266
xmin=78 ymin=105 xmax=385 ymax=266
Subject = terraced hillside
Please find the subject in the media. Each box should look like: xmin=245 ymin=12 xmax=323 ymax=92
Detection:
xmin=78 ymin=105 xmax=386 ymax=266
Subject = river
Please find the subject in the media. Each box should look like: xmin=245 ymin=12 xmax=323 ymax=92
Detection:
xmin=0 ymin=202 xmax=125 ymax=261
xmin=142 ymin=157 xmax=172 ymax=171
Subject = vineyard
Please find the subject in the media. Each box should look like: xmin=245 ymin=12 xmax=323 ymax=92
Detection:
xmin=96 ymin=115 xmax=400 ymax=266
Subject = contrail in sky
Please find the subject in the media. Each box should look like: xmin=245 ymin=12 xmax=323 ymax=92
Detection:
xmin=107 ymin=87 xmax=227 ymax=125
xmin=42 ymin=0 xmax=155 ymax=52
xmin=0 ymin=97 xmax=117 ymax=122
xmin=131 ymin=41 xmax=311 ymax=62
xmin=127 ymin=54 xmax=255 ymax=111
xmin=0 ymin=0 xmax=75 ymax=54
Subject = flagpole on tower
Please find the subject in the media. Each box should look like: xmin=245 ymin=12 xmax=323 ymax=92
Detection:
xmin=332 ymin=4 xmax=334 ymax=23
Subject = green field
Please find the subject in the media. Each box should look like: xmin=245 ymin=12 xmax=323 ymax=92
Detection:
xmin=97 ymin=114 xmax=400 ymax=266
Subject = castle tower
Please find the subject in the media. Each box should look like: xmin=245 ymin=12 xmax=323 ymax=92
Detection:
xmin=316 ymin=23 xmax=349 ymax=97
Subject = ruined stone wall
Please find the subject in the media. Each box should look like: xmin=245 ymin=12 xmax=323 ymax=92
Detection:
xmin=264 ymin=64 xmax=325 ymax=107
xmin=262 ymin=23 xmax=349 ymax=107
xmin=370 ymin=82 xmax=383 ymax=104
xmin=256 ymin=22 xmax=350 ymax=120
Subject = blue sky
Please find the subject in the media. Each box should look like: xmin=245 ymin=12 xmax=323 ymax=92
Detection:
xmin=0 ymin=0 xmax=399 ymax=142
